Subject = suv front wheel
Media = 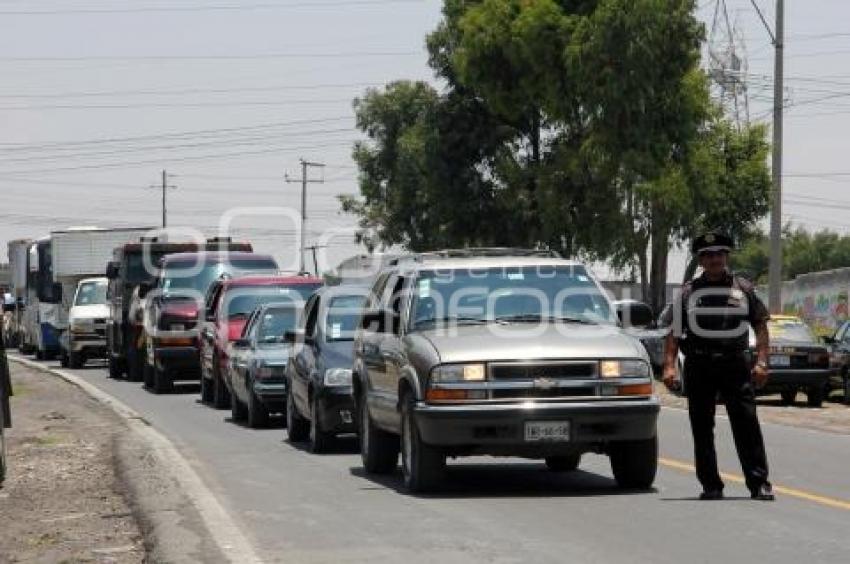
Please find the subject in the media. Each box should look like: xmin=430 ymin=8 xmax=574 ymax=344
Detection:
xmin=358 ymin=389 xmax=398 ymax=474
xmin=609 ymin=436 xmax=658 ymax=490
xmin=400 ymin=393 xmax=445 ymax=492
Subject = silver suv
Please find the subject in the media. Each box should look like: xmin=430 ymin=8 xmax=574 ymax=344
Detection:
xmin=353 ymin=249 xmax=660 ymax=492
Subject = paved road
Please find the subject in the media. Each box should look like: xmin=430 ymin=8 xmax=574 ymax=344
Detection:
xmin=14 ymin=357 xmax=850 ymax=563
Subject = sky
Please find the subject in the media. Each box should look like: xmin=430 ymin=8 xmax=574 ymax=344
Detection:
xmin=1 ymin=0 xmax=849 ymax=281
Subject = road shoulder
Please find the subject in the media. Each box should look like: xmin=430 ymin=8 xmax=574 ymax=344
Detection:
xmin=7 ymin=356 xmax=258 ymax=563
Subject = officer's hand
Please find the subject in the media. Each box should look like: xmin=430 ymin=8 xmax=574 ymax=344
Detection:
xmin=752 ymin=364 xmax=769 ymax=388
xmin=662 ymin=365 xmax=679 ymax=391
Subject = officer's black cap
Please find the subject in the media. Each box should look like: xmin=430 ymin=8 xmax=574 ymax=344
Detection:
xmin=692 ymin=231 xmax=733 ymax=255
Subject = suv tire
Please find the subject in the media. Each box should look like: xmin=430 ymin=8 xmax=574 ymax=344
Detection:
xmin=609 ymin=436 xmax=657 ymax=490
xmin=108 ymin=355 xmax=123 ymax=379
xmin=780 ymin=390 xmax=797 ymax=405
xmin=287 ymin=389 xmax=310 ymax=442
xmin=152 ymin=365 xmax=172 ymax=394
xmin=400 ymin=393 xmax=444 ymax=492
xmin=844 ymin=374 xmax=850 ymax=405
xmin=545 ymin=454 xmax=581 ymax=472
xmin=359 ymin=389 xmax=399 ymax=474
xmin=247 ymin=383 xmax=269 ymax=429
xmin=212 ymin=362 xmax=230 ymax=409
xmin=806 ymin=385 xmax=825 ymax=408
xmin=200 ymin=374 xmax=214 ymax=404
xmin=231 ymin=389 xmax=247 ymax=422
xmin=68 ymin=348 xmax=83 ymax=369
xmin=309 ymin=394 xmax=333 ymax=453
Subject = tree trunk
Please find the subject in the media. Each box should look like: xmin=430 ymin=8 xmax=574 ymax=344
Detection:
xmin=638 ymin=245 xmax=649 ymax=304
xmin=649 ymin=210 xmax=670 ymax=314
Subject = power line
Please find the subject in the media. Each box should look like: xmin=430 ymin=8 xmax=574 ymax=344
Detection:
xmin=0 ymin=0 xmax=423 ymax=15
xmin=0 ymin=51 xmax=421 ymax=63
xmin=0 ymin=141 xmax=355 ymax=175
xmin=0 ymin=116 xmax=352 ymax=149
xmin=0 ymin=98 xmax=361 ymax=111
xmin=0 ymin=81 xmax=383 ymax=100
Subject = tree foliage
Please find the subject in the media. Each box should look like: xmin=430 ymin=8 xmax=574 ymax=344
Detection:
xmin=734 ymin=227 xmax=850 ymax=283
xmin=343 ymin=0 xmax=771 ymax=312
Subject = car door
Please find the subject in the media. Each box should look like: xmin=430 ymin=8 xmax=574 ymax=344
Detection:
xmin=293 ymin=295 xmax=320 ymax=417
xmin=834 ymin=321 xmax=850 ymax=372
xmin=231 ymin=309 xmax=257 ymax=403
xmin=371 ymin=274 xmax=409 ymax=429
xmin=200 ymin=281 xmax=223 ymax=379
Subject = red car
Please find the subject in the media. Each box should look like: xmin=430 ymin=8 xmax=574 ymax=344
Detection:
xmin=200 ymin=274 xmax=323 ymax=408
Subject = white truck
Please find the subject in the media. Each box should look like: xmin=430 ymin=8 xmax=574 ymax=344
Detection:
xmin=5 ymin=239 xmax=30 ymax=347
xmin=50 ymin=227 xmax=152 ymax=366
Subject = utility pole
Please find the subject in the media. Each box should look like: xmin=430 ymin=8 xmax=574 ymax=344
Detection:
xmin=748 ymin=0 xmax=783 ymax=312
xmin=768 ymin=0 xmax=784 ymax=313
xmin=149 ymin=169 xmax=177 ymax=229
xmin=305 ymin=245 xmax=327 ymax=277
xmin=285 ymin=159 xmax=324 ymax=273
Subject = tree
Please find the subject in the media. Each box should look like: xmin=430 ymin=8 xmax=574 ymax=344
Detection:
xmin=733 ymin=226 xmax=850 ymax=283
xmin=343 ymin=0 xmax=771 ymax=313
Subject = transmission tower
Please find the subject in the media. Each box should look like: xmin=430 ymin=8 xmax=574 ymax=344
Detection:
xmin=707 ymin=0 xmax=750 ymax=127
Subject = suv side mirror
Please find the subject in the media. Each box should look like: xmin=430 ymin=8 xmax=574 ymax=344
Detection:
xmin=284 ymin=329 xmax=305 ymax=344
xmin=360 ymin=309 xmax=398 ymax=333
xmin=137 ymin=281 xmax=152 ymax=299
xmin=105 ymin=261 xmax=120 ymax=279
xmin=616 ymin=301 xmax=654 ymax=328
xmin=821 ymin=335 xmax=836 ymax=345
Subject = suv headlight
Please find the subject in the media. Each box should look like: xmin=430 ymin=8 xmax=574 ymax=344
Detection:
xmin=324 ymin=368 xmax=352 ymax=387
xmin=599 ymin=359 xmax=650 ymax=379
xmin=430 ymin=363 xmax=486 ymax=383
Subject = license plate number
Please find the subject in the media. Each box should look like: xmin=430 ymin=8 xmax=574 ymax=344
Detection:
xmin=524 ymin=421 xmax=571 ymax=442
xmin=770 ymin=354 xmax=790 ymax=367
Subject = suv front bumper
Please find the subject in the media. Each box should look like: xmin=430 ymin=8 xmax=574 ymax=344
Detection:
xmin=760 ymin=368 xmax=831 ymax=393
xmin=414 ymin=398 xmax=659 ymax=447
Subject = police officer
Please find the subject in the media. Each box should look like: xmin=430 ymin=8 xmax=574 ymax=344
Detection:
xmin=662 ymin=231 xmax=774 ymax=501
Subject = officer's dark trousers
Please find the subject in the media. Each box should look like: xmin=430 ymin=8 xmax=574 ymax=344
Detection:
xmin=684 ymin=353 xmax=771 ymax=493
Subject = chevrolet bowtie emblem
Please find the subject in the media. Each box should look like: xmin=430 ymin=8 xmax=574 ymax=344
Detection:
xmin=533 ymin=377 xmax=557 ymax=390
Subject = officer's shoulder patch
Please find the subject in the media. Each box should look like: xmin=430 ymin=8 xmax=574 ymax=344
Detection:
xmin=734 ymin=276 xmax=755 ymax=293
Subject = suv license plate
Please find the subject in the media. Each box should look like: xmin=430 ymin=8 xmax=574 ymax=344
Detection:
xmin=770 ymin=354 xmax=790 ymax=367
xmin=524 ymin=421 xmax=571 ymax=442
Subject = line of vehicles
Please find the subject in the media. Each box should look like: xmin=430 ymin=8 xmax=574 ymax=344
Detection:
xmin=3 ymin=231 xmax=848 ymax=494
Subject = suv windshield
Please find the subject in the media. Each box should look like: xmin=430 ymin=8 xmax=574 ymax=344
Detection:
xmin=769 ymin=319 xmax=816 ymax=343
xmin=410 ymin=266 xmax=614 ymax=328
xmin=324 ymin=294 xmax=367 ymax=342
xmin=75 ymin=281 xmax=107 ymax=306
xmin=125 ymin=251 xmax=170 ymax=284
xmin=226 ymin=284 xmax=322 ymax=318
xmin=257 ymin=307 xmax=299 ymax=344
xmin=160 ymin=259 xmax=277 ymax=296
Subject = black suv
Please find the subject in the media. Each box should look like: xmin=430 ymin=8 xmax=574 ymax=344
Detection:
xmin=140 ymin=251 xmax=278 ymax=393
xmin=353 ymin=249 xmax=660 ymax=493
xmin=105 ymin=237 xmax=252 ymax=380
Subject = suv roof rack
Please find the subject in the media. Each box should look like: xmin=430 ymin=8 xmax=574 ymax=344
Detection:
xmin=414 ymin=247 xmax=562 ymax=260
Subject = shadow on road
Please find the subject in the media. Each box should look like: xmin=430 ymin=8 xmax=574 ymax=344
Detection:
xmin=224 ymin=414 xmax=287 ymax=430
xmin=284 ymin=434 xmax=360 ymax=455
xmin=350 ymin=463 xmax=657 ymax=499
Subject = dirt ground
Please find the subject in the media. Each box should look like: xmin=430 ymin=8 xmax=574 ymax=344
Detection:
xmin=656 ymin=381 xmax=850 ymax=435
xmin=0 ymin=364 xmax=145 ymax=564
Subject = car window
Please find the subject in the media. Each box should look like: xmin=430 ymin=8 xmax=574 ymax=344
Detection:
xmin=409 ymin=266 xmax=615 ymax=328
xmin=768 ymin=319 xmax=817 ymax=343
xmin=224 ymin=284 xmax=318 ymax=319
xmin=257 ymin=307 xmax=299 ymax=344
xmin=323 ymin=295 xmax=367 ymax=342
xmin=74 ymin=281 xmax=107 ymax=306
xmin=304 ymin=295 xmax=321 ymax=337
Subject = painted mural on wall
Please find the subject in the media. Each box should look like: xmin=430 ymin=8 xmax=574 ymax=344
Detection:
xmin=770 ymin=268 xmax=850 ymax=336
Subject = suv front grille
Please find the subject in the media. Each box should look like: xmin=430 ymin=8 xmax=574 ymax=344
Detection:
xmin=491 ymin=387 xmax=597 ymax=399
xmin=490 ymin=362 xmax=597 ymax=380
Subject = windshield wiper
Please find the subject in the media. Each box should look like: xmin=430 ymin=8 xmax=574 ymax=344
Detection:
xmin=494 ymin=313 xmax=596 ymax=325
xmin=416 ymin=316 xmax=490 ymax=327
